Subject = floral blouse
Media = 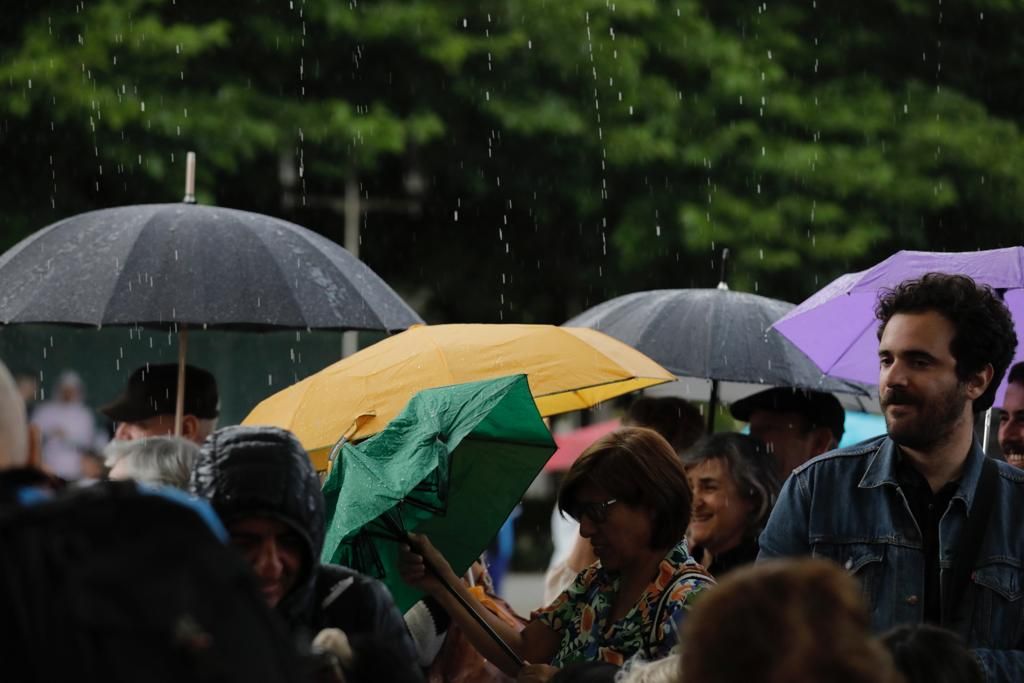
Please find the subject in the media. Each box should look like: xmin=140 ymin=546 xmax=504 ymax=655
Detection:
xmin=531 ymin=541 xmax=713 ymax=667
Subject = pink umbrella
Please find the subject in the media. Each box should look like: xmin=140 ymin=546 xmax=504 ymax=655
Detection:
xmin=544 ymin=419 xmax=621 ymax=472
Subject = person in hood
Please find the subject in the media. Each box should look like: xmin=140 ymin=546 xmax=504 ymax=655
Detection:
xmin=189 ymin=425 xmax=423 ymax=683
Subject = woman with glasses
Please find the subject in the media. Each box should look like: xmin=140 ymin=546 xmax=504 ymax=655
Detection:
xmin=399 ymin=427 xmax=713 ymax=682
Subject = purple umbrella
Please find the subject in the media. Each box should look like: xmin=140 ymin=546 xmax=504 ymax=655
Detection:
xmin=772 ymin=247 xmax=1024 ymax=407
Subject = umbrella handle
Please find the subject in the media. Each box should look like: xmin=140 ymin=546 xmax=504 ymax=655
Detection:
xmin=706 ymin=378 xmax=719 ymax=433
xmin=409 ymin=538 xmax=526 ymax=670
xmin=174 ymin=327 xmax=189 ymax=437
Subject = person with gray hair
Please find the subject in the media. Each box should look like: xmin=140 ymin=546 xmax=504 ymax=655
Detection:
xmin=613 ymin=657 xmax=680 ymax=683
xmin=681 ymin=433 xmax=780 ymax=577
xmin=104 ymin=436 xmax=199 ymax=490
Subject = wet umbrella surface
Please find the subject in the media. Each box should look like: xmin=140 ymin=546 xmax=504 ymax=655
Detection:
xmin=0 ymin=203 xmax=423 ymax=332
xmin=565 ymin=288 xmax=872 ymax=424
xmin=244 ymin=322 xmax=673 ymax=469
xmin=321 ymin=374 xmax=556 ymax=612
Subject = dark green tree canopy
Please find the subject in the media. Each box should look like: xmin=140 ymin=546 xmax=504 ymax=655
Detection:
xmin=3 ymin=0 xmax=1022 ymax=323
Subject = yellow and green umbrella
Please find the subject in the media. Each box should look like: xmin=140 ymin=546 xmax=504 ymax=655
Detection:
xmin=244 ymin=323 xmax=673 ymax=470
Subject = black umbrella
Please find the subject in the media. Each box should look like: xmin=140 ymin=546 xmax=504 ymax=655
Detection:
xmin=0 ymin=155 xmax=422 ymax=432
xmin=563 ymin=287 xmax=872 ymax=430
xmin=0 ymin=203 xmax=420 ymax=332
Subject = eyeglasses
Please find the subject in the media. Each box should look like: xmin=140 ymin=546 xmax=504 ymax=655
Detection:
xmin=570 ymin=498 xmax=618 ymax=523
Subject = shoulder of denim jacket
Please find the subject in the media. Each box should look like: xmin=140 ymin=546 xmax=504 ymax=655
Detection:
xmin=789 ymin=434 xmax=887 ymax=477
xmin=993 ymin=458 xmax=1024 ymax=485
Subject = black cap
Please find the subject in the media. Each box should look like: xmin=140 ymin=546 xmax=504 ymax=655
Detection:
xmin=101 ymin=364 xmax=219 ymax=422
xmin=730 ymin=387 xmax=845 ymax=442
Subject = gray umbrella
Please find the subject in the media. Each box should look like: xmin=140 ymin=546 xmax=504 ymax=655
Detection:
xmin=0 ymin=198 xmax=422 ymax=434
xmin=0 ymin=203 xmax=422 ymax=332
xmin=564 ymin=288 xmax=873 ymax=430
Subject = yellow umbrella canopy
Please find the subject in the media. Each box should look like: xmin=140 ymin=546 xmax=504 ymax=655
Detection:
xmin=243 ymin=323 xmax=674 ymax=469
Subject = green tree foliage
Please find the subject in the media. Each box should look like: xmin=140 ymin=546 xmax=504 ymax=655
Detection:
xmin=2 ymin=0 xmax=1022 ymax=324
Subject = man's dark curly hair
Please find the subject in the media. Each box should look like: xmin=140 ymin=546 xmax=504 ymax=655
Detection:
xmin=875 ymin=273 xmax=1017 ymax=412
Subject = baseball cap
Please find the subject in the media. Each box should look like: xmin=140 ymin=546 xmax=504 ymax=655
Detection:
xmin=730 ymin=387 xmax=845 ymax=442
xmin=101 ymin=364 xmax=219 ymax=423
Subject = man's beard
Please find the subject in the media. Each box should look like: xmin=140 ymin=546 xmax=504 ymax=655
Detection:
xmin=881 ymin=382 xmax=969 ymax=451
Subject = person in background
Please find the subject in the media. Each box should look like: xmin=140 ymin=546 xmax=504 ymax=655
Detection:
xmin=881 ymin=623 xmax=984 ymax=683
xmin=400 ymin=427 xmax=712 ymax=682
xmin=14 ymin=373 xmax=38 ymax=416
xmin=621 ymin=397 xmax=704 ymax=455
xmin=77 ymin=448 xmax=107 ymax=482
xmin=30 ymin=370 xmax=104 ymax=481
xmin=729 ymin=387 xmax=844 ymax=476
xmin=611 ymin=657 xmax=680 ymax=683
xmin=679 ymin=558 xmax=901 ymax=683
xmin=101 ymin=364 xmax=219 ymax=445
xmin=189 ymin=425 xmax=422 ymax=683
xmin=486 ymin=504 xmax=521 ymax=596
xmin=104 ymin=436 xmax=199 ymax=489
xmin=997 ymin=361 xmax=1024 ymax=468
xmin=681 ymin=433 xmax=780 ymax=577
xmin=544 ymin=397 xmax=703 ymax=603
xmin=0 ymin=360 xmax=62 ymax=505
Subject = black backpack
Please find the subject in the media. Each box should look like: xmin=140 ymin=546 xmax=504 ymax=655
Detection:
xmin=0 ymin=480 xmax=301 ymax=682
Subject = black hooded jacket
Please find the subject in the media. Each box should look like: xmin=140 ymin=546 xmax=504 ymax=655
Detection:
xmin=191 ymin=426 xmax=422 ymax=683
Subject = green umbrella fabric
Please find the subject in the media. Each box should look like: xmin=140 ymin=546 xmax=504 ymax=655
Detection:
xmin=321 ymin=373 xmax=556 ymax=611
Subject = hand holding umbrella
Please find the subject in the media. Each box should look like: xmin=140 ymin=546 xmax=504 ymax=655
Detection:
xmin=398 ymin=533 xmax=530 ymax=672
xmin=397 ymin=533 xmax=452 ymax=597
xmin=321 ymin=375 xmax=560 ymax=675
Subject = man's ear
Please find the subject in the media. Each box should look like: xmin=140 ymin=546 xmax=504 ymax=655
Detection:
xmin=966 ymin=363 xmax=995 ymax=401
xmin=810 ymin=427 xmax=835 ymax=458
xmin=181 ymin=414 xmax=200 ymax=440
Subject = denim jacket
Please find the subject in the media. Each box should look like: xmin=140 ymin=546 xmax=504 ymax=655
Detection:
xmin=759 ymin=435 xmax=1024 ymax=682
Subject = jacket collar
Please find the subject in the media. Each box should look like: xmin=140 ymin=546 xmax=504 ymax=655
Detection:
xmin=858 ymin=434 xmax=987 ymax=511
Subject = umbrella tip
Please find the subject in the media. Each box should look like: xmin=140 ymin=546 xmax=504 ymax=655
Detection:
xmin=717 ymin=247 xmax=730 ymax=290
xmin=183 ymin=151 xmax=197 ymax=204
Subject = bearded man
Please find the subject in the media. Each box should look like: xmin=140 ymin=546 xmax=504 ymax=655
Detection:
xmin=758 ymin=273 xmax=1024 ymax=682
xmin=997 ymin=362 xmax=1024 ymax=468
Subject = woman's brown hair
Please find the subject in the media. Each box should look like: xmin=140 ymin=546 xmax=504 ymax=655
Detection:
xmin=680 ymin=558 xmax=902 ymax=683
xmin=557 ymin=426 xmax=691 ymax=549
